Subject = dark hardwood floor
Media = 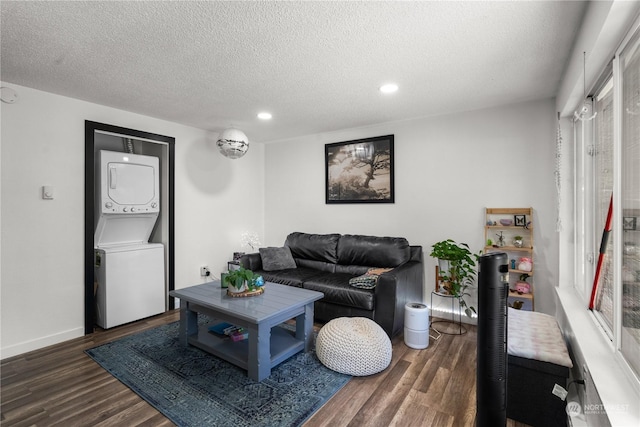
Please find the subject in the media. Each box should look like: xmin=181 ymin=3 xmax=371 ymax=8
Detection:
xmin=1 ymin=311 xmax=529 ymax=426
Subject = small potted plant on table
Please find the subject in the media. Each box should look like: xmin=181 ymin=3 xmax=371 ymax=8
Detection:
xmin=222 ymin=267 xmax=264 ymax=296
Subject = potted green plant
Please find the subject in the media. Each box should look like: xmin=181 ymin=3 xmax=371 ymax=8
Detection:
xmin=222 ymin=267 xmax=260 ymax=293
xmin=430 ymin=239 xmax=480 ymax=317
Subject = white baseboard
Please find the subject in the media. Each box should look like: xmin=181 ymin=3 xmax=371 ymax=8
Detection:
xmin=1 ymin=327 xmax=84 ymax=360
xmin=430 ymin=306 xmax=478 ymax=326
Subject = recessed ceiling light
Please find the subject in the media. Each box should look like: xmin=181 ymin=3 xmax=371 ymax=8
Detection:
xmin=379 ymin=83 xmax=398 ymax=94
xmin=257 ymin=112 xmax=272 ymax=120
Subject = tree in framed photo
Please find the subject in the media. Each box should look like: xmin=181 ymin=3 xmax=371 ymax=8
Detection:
xmin=325 ymin=135 xmax=394 ymax=204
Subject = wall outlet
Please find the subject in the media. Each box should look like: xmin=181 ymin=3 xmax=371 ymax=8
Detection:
xmin=200 ymin=266 xmax=210 ymax=277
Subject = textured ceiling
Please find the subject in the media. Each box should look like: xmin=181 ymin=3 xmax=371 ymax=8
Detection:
xmin=1 ymin=1 xmax=587 ymax=143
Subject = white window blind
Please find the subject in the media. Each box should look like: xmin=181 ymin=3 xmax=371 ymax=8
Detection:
xmin=620 ymin=27 xmax=640 ymax=378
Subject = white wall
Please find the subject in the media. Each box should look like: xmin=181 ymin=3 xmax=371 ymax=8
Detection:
xmin=0 ymin=86 xmax=559 ymax=357
xmin=263 ymin=98 xmax=558 ymax=315
xmin=0 ymin=83 xmax=264 ymax=359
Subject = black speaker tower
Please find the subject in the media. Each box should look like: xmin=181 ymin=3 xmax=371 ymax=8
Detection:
xmin=476 ymin=252 xmax=509 ymax=427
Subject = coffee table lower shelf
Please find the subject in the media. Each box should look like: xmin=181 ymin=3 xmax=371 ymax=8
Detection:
xmin=188 ymin=324 xmax=305 ymax=371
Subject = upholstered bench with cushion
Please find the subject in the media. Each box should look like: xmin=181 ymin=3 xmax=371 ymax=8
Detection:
xmin=240 ymin=232 xmax=424 ymax=338
xmin=507 ymin=308 xmax=573 ymax=427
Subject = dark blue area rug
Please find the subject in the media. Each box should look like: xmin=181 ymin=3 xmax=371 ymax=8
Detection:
xmin=86 ymin=321 xmax=350 ymax=427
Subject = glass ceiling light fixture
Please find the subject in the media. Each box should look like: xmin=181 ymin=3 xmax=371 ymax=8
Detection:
xmin=257 ymin=112 xmax=272 ymax=120
xmin=216 ymin=127 xmax=249 ymax=159
xmin=574 ymin=51 xmax=597 ymax=122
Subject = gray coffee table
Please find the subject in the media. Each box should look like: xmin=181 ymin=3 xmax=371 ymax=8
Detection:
xmin=169 ymin=281 xmax=323 ymax=381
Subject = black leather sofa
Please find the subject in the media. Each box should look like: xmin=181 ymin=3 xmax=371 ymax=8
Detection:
xmin=240 ymin=232 xmax=424 ymax=338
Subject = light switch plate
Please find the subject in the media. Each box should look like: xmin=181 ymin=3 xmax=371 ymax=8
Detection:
xmin=42 ymin=185 xmax=54 ymax=200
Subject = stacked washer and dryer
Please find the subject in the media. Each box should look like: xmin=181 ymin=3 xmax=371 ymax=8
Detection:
xmin=94 ymin=150 xmax=165 ymax=329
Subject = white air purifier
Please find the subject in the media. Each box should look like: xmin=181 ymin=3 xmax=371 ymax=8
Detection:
xmin=404 ymin=302 xmax=430 ymax=349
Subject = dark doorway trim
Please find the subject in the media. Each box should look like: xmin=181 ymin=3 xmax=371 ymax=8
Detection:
xmin=84 ymin=121 xmax=175 ymax=335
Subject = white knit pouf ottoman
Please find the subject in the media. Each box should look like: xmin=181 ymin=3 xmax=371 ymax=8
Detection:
xmin=315 ymin=317 xmax=392 ymax=376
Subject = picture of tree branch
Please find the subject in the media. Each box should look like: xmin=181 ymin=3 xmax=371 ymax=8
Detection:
xmin=325 ymin=135 xmax=394 ymax=203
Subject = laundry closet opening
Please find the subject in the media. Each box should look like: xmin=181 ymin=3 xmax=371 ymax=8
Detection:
xmin=84 ymin=121 xmax=175 ymax=335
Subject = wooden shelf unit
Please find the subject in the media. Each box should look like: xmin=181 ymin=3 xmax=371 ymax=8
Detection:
xmin=484 ymin=207 xmax=535 ymax=311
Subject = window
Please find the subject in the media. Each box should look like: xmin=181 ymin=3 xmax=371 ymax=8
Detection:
xmin=620 ymin=27 xmax=640 ymax=377
xmin=592 ymin=77 xmax=614 ymax=336
xmin=577 ymin=23 xmax=640 ymax=379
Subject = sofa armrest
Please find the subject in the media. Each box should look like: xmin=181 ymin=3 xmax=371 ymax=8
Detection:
xmin=239 ymin=252 xmax=262 ymax=271
xmin=374 ymin=253 xmax=424 ymax=337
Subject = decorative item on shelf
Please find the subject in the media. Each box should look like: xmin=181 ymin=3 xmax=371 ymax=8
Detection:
xmin=500 ymin=219 xmax=513 ymax=226
xmin=510 ymin=300 xmax=524 ymax=310
xmin=222 ymin=267 xmax=265 ymax=297
xmin=511 ymin=259 xmax=516 ymax=269
xmin=513 ymin=235 xmax=524 ymax=248
xmin=430 ymin=239 xmax=480 ymax=317
xmin=496 ymin=231 xmax=505 ymax=247
xmin=623 ymin=216 xmax=637 ymax=231
xmin=216 ymin=127 xmax=249 ymax=159
xmin=517 ymin=257 xmax=532 ymax=272
xmin=514 ymin=215 xmax=527 ymax=227
xmin=623 ymin=242 xmax=638 ymax=256
xmin=514 ymin=274 xmax=531 ymax=294
xmin=486 ymin=238 xmax=493 ymax=246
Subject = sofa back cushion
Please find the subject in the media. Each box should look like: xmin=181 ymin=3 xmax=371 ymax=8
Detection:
xmin=259 ymin=246 xmax=297 ymax=271
xmin=285 ymin=232 xmax=340 ymax=264
xmin=337 ymin=234 xmax=410 ymax=268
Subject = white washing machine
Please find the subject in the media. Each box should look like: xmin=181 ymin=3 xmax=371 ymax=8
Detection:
xmin=95 ymin=243 xmax=165 ymax=329
xmin=94 ymin=150 xmax=165 ymax=329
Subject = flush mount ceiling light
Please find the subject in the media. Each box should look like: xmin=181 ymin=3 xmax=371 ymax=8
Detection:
xmin=379 ymin=83 xmax=398 ymax=94
xmin=257 ymin=112 xmax=272 ymax=120
xmin=216 ymin=128 xmax=249 ymax=159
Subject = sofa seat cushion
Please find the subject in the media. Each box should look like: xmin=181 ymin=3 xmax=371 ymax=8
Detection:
xmin=258 ymin=268 xmax=326 ymax=288
xmin=303 ymin=273 xmax=375 ymax=311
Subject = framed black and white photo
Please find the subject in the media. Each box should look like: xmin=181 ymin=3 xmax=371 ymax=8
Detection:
xmin=514 ymin=215 xmax=526 ymax=227
xmin=623 ymin=216 xmax=637 ymax=231
xmin=325 ymin=135 xmax=394 ymax=204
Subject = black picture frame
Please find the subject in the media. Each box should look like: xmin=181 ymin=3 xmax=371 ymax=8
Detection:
xmin=325 ymin=135 xmax=394 ymax=204
xmin=623 ymin=216 xmax=637 ymax=231
xmin=514 ymin=215 xmax=526 ymax=227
